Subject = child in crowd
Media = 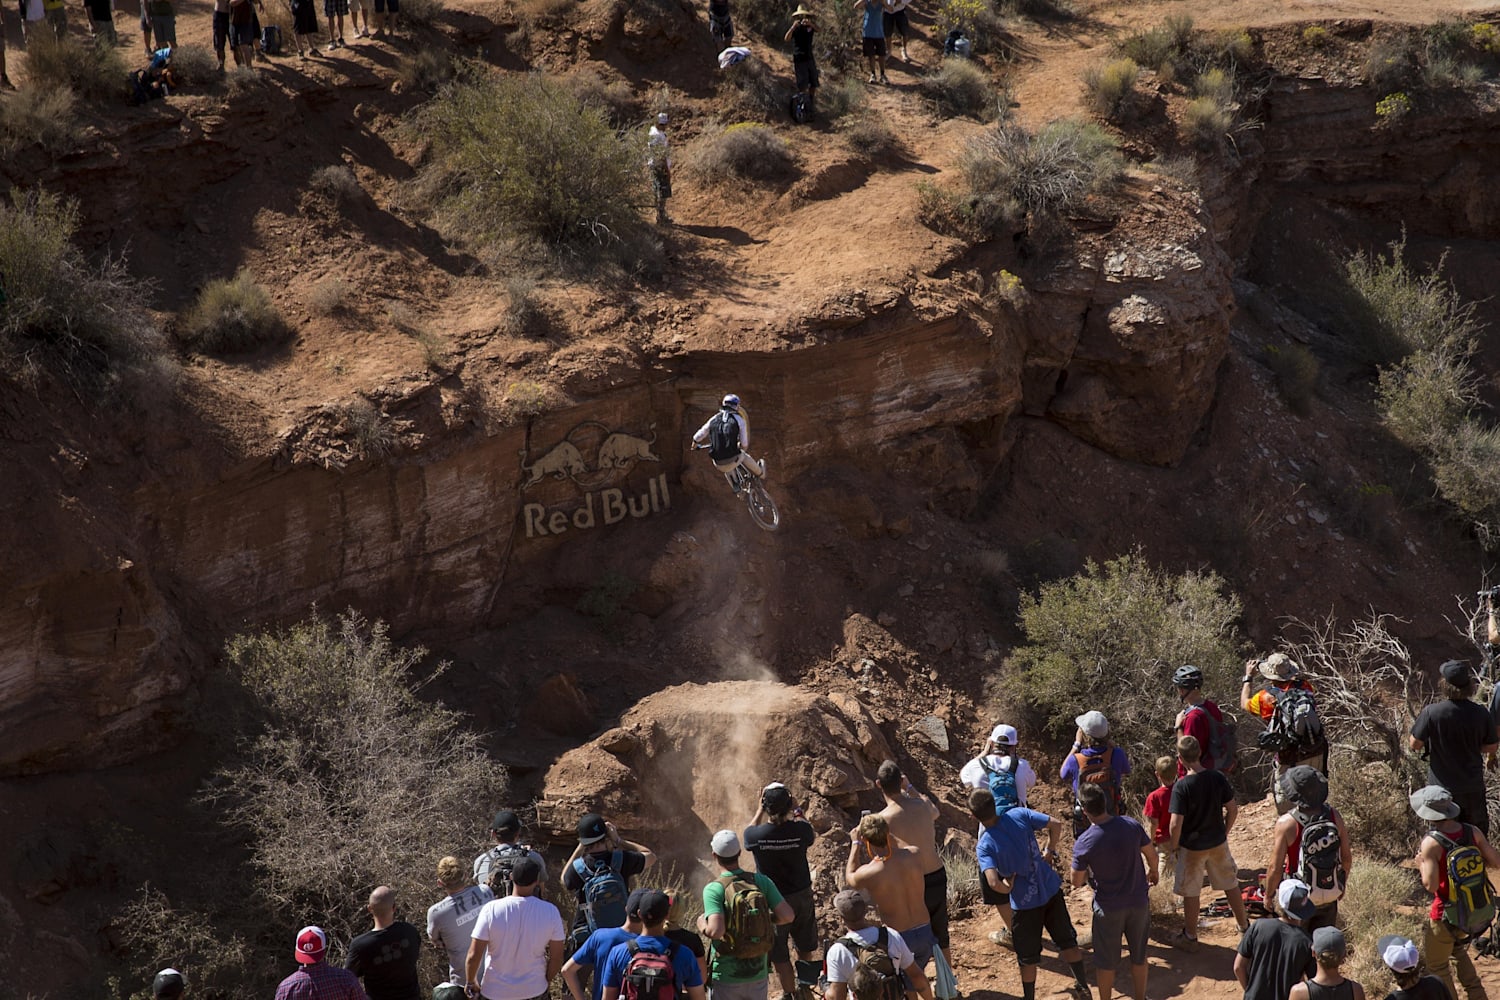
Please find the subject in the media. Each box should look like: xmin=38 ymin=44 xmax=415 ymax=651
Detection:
xmin=1142 ymin=755 xmax=1176 ymax=883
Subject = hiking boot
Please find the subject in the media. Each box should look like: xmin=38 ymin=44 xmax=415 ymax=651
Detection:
xmin=1068 ymin=983 xmax=1092 ymax=1000
xmin=988 ymin=927 xmax=1015 ymax=949
xmin=868 ymin=72 xmax=877 ymax=83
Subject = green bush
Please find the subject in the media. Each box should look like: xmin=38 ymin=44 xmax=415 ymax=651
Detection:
xmin=1082 ymin=57 xmax=1138 ymax=119
xmin=717 ymin=55 xmax=787 ymax=119
xmin=842 ymin=113 xmax=901 ymax=159
xmin=398 ymin=47 xmax=461 ymax=92
xmin=920 ymin=60 xmax=998 ymax=120
xmin=0 ymin=85 xmax=78 ymax=154
xmin=412 ymin=73 xmax=650 ymax=266
xmin=337 ymin=397 xmax=394 ymax=458
xmin=400 ymin=0 xmax=442 ymax=26
xmin=1182 ymin=96 xmax=1231 ymax=147
xmin=817 ymin=73 xmax=867 ymax=123
xmin=565 ymin=67 xmax=641 ymax=125
xmin=309 ymin=164 xmax=362 ymax=205
xmin=23 ymin=32 xmax=129 ymax=101
xmin=1365 ymin=37 xmax=1416 ymax=95
xmin=1339 ymin=860 xmax=1425 ymax=992
xmin=956 ymin=118 xmax=1122 ymax=231
xmin=1302 ymin=25 xmax=1330 ymax=47
xmin=179 ymin=269 xmax=290 ymax=355
xmin=0 ymin=189 xmax=163 ymax=385
xmin=171 ymin=44 xmax=222 ymax=88
xmin=998 ymin=550 xmax=1243 ymax=788
xmin=1376 ymin=348 xmax=1476 ymax=450
xmin=1118 ymin=15 xmax=1192 ymax=71
xmin=1264 ymin=344 xmax=1319 ymax=414
xmin=1193 ymin=67 xmax=1234 ymax=103
xmin=1344 ymin=239 xmax=1481 ymax=362
xmin=205 ymin=611 xmax=509 ymax=961
xmin=112 ymin=888 xmax=270 ymax=1000
xmin=688 ymin=123 xmax=797 ymax=184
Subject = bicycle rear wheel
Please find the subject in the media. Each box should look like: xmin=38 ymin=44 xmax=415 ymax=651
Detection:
xmin=744 ymin=477 xmax=780 ymax=532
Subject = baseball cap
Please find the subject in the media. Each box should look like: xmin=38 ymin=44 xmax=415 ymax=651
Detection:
xmin=152 ymin=969 xmax=185 ymax=999
xmin=1378 ymin=934 xmax=1420 ymax=972
xmin=988 ymin=724 xmax=1018 ymax=746
xmin=626 ymin=887 xmax=648 ymax=918
xmin=762 ymin=783 xmax=793 ymax=813
xmin=295 ymin=926 xmax=328 ymax=964
xmin=833 ymin=889 xmax=870 ymax=919
xmin=711 ymin=829 xmax=741 ymax=857
xmin=577 ymin=812 xmax=609 ymax=845
xmin=1441 ymin=659 xmax=1475 ymax=686
xmin=634 ymin=889 xmax=672 ymax=923
xmin=1276 ymin=880 xmax=1317 ymax=922
xmin=510 ymin=857 xmax=542 ymax=887
xmin=657 ymin=112 xmax=669 ymax=125
xmin=491 ymin=809 xmax=520 ymax=834
xmin=1076 ymin=711 xmax=1109 ymax=738
xmin=1312 ymin=926 xmax=1346 ymax=961
xmin=1410 ymin=785 xmax=1462 ymax=821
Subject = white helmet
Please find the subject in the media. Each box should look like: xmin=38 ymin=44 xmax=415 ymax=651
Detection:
xmin=722 ymin=394 xmax=740 ymax=409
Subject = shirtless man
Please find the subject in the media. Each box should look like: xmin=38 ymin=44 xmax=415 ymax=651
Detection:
xmin=874 ymin=761 xmax=948 ymax=955
xmin=845 ymin=813 xmax=935 ymax=982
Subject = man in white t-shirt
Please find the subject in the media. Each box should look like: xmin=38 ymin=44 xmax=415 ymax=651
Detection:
xmin=825 ymin=889 xmax=933 ymax=1000
xmin=958 ymin=724 xmax=1037 ymax=949
xmin=428 ymin=855 xmax=495 ymax=984
xmin=465 ymin=857 xmax=565 ymax=1000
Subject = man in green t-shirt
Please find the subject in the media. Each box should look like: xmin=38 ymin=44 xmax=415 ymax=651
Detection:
xmin=697 ymin=830 xmax=795 ymax=1000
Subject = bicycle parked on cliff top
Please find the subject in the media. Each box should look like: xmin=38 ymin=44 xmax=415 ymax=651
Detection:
xmin=694 ymin=444 xmax=781 ymax=532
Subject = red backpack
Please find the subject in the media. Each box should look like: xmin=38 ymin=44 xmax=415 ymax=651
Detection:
xmin=621 ymin=940 xmax=680 ymax=1000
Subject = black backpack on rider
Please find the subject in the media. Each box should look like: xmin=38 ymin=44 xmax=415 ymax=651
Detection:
xmin=708 ymin=411 xmax=740 ymax=462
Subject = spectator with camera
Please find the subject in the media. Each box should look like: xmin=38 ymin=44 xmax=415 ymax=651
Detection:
xmin=1241 ymin=653 xmax=1327 ymax=811
xmin=1411 ymin=660 xmax=1498 ymax=835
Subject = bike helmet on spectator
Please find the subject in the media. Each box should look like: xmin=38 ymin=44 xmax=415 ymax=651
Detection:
xmin=1172 ymin=664 xmax=1203 ymax=689
xmin=722 ymin=394 xmax=741 ymax=410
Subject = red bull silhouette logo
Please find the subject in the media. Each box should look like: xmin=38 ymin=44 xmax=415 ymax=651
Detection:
xmin=520 ymin=421 xmax=668 ymax=539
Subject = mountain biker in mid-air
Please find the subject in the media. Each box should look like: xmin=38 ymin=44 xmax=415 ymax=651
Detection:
xmin=693 ymin=394 xmax=767 ymax=492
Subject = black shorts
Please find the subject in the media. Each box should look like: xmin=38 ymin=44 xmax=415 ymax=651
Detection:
xmin=861 ymin=35 xmax=885 ymax=57
xmin=923 ymin=867 xmax=950 ymax=950
xmin=980 ymin=873 xmax=1010 ymax=908
xmin=212 ymin=9 xmax=229 ymax=49
xmin=882 ymin=9 xmax=908 ymax=37
xmin=794 ymin=56 xmax=819 ymax=91
xmin=1012 ymin=889 xmax=1079 ymax=967
xmin=324 ymin=0 xmax=348 ymax=16
xmin=771 ymin=887 xmax=818 ymax=962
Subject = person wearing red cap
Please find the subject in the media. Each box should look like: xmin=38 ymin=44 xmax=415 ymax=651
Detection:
xmin=275 ymin=926 xmax=368 ymax=1000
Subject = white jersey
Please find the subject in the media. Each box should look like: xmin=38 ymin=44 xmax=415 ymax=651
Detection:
xmin=693 ymin=410 xmax=750 ymax=452
xmin=471 ymin=895 xmax=566 ymax=1000
xmin=826 ymin=926 xmax=915 ymax=984
xmin=959 ymin=753 xmax=1036 ymax=806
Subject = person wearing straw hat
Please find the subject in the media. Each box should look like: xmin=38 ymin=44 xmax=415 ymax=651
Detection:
xmin=1241 ymin=653 xmax=1326 ymax=811
xmin=1376 ymin=934 xmax=1447 ymax=1000
xmin=783 ymin=7 xmax=818 ymax=102
xmin=1413 ymin=785 xmax=1500 ymax=1000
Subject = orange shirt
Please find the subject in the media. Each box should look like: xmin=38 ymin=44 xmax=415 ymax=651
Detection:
xmin=1246 ymin=680 xmax=1316 ymax=720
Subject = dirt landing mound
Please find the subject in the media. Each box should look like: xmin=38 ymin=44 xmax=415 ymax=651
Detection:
xmin=538 ymin=680 xmax=894 ymax=855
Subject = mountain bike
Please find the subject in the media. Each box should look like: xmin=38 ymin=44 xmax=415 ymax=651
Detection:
xmin=694 ymin=445 xmax=781 ymax=532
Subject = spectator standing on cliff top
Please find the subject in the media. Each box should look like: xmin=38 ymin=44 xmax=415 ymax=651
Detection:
xmin=698 ymin=829 xmax=794 ymax=1000
xmin=428 ymin=856 xmax=495 ymax=986
xmin=874 ymin=761 xmax=950 ymax=957
xmin=0 ymin=7 xmax=11 ymax=91
xmin=880 ymin=0 xmax=910 ymax=63
xmin=744 ymin=782 xmax=820 ymax=1000
xmin=1059 ymin=711 xmax=1129 ymax=836
xmin=276 ymin=927 xmax=368 ymax=1000
xmin=474 ymin=809 xmax=549 ymax=893
xmin=824 ymin=889 xmax=935 ymax=1000
xmin=289 ymin=0 xmax=319 ymax=58
xmin=647 ymin=113 xmax=672 ymax=226
xmin=784 ymin=8 xmax=817 ymax=103
xmin=1263 ymin=766 xmax=1351 ymax=935
xmin=1172 ymin=665 xmax=1228 ymax=774
xmin=1411 ymin=660 xmax=1498 ymax=835
xmin=1070 ymin=783 xmax=1157 ymax=1000
xmin=562 ymin=813 xmax=655 ymax=950
xmin=465 ymin=857 xmax=566 ymax=1000
xmin=83 ymin=0 xmax=117 ymax=47
xmin=142 ymin=0 xmax=175 ymax=52
xmin=1412 ymin=784 xmax=1500 ymax=1000
xmin=845 ymin=814 xmax=936 ymax=979
xmin=323 ymin=0 xmax=346 ymax=50
xmin=960 ymin=724 xmax=1036 ymax=948
xmin=1167 ymin=734 xmax=1248 ymax=951
xmin=347 ymin=886 xmax=422 ymax=1000
xmin=599 ymin=890 xmax=707 ymax=1000
xmin=852 ymin=0 xmax=885 ymax=84
xmin=1242 ymin=653 xmax=1327 ymax=811
xmin=561 ymin=889 xmax=646 ymax=1000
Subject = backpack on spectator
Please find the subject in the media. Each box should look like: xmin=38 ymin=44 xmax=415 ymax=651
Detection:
xmin=714 ymin=872 xmax=775 ymax=959
xmin=1258 ymin=686 xmax=1326 ymax=762
xmin=1072 ymin=749 xmax=1122 ymax=815
xmin=842 ymin=928 xmax=904 ymax=1000
xmin=621 ymin=940 xmax=680 ymax=1000
xmin=573 ymin=851 xmax=629 ymax=934
xmin=789 ymin=92 xmax=813 ymax=124
xmin=483 ymin=843 xmax=532 ymax=897
xmin=708 ymin=412 xmax=740 ymax=463
xmin=1296 ymin=807 xmax=1346 ymax=906
xmin=261 ymin=23 xmax=282 ymax=54
xmin=1187 ymin=704 xmax=1239 ymax=773
xmin=1433 ymin=826 xmax=1498 ymax=937
xmin=979 ymin=755 xmax=1020 ymax=813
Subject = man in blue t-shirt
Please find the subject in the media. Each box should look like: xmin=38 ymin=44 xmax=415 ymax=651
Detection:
xmin=1070 ymin=785 xmax=1158 ymax=1000
xmin=600 ymin=890 xmax=706 ymax=1000
xmin=970 ymin=789 xmax=1090 ymax=1000
xmin=851 ymin=0 xmax=886 ymax=84
xmin=562 ymin=890 xmax=648 ymax=1000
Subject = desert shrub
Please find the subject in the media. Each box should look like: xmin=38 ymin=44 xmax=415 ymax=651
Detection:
xmin=1146 ymin=154 xmax=1199 ymax=186
xmin=401 ymin=0 xmax=442 ymax=26
xmin=565 ymin=67 xmax=640 ymax=125
xmin=204 ymin=611 xmax=508 ymax=964
xmin=1473 ymin=22 xmax=1500 ymax=54
xmin=399 ymin=47 xmax=460 ymax=92
xmin=1340 ymin=861 xmax=1426 ymax=991
xmin=842 ymin=113 xmax=900 ymax=159
xmin=920 ymin=60 xmax=997 ymax=120
xmin=957 ymin=118 xmax=1122 ymax=230
xmin=1344 ymin=240 xmax=1480 ymax=362
xmin=499 ymin=379 xmax=561 ymax=421
xmin=0 ymin=189 xmax=163 ymax=385
xmin=178 ymin=269 xmax=289 ymax=354
xmin=1431 ymin=422 xmax=1500 ymax=523
xmin=1375 ymin=91 xmax=1413 ymax=120
xmin=688 ymin=123 xmax=797 ymax=184
xmin=1118 ymin=15 xmax=1192 ymax=71
xmin=810 ymin=0 xmax=862 ymax=73
xmin=337 ymin=397 xmax=394 ymax=457
xmin=1377 ymin=348 xmax=1476 ymax=450
xmin=1211 ymin=27 xmax=1254 ymax=66
xmin=1365 ymin=37 xmax=1416 ymax=95
xmin=112 ymin=887 xmax=270 ymax=1000
xmin=309 ymin=277 xmax=350 ymax=315
xmin=1302 ymin=25 xmax=1329 ymax=47
xmin=997 ymin=550 xmax=1243 ymax=791
xmin=501 ymin=274 xmax=544 ymax=337
xmin=717 ymin=56 xmax=786 ymax=119
xmin=657 ymin=864 xmax=706 ymax=931
xmin=915 ymin=180 xmax=1002 ymax=243
xmin=943 ymin=848 xmax=982 ymax=913
xmin=309 ymin=164 xmax=362 ymax=205
xmin=817 ymin=73 xmax=866 ymax=122
xmin=23 ymin=33 xmax=129 ymax=100
xmin=1182 ymin=96 xmax=1232 ymax=147
xmin=1082 ymin=57 xmax=1138 ymax=119
xmin=411 ymin=73 xmax=649 ymax=267
xmin=1193 ymin=67 xmax=1234 ymax=103
xmin=1264 ymin=344 xmax=1318 ymax=414
xmin=0 ymin=85 xmax=78 ymax=154
xmin=226 ymin=66 xmax=262 ymax=96
xmin=171 ymin=45 xmax=222 ymax=88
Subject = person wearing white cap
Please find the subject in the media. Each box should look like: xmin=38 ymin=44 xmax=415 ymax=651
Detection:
xmin=1413 ymin=784 xmax=1500 ymax=1000
xmin=1059 ymin=711 xmax=1130 ymax=837
xmin=1377 ymin=934 xmax=1446 ymax=1000
xmin=1289 ymin=927 xmax=1365 ymax=1000
xmin=698 ymin=830 xmax=795 ymax=1000
xmin=960 ymin=724 xmax=1036 ymax=947
xmin=1233 ymin=880 xmax=1317 ymax=1000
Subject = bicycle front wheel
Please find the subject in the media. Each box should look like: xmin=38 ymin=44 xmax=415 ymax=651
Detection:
xmin=744 ymin=478 xmax=780 ymax=532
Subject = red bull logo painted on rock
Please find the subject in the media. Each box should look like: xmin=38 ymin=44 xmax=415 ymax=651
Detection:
xmin=520 ymin=421 xmax=670 ymax=538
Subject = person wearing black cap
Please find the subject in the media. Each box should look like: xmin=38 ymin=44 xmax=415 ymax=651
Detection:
xmin=744 ymin=782 xmax=819 ymax=1000
xmin=1413 ymin=785 xmax=1500 ymax=1000
xmin=562 ymin=813 xmax=655 ymax=947
xmin=474 ymin=810 xmax=549 ymax=892
xmin=1411 ymin=660 xmax=1499 ymax=835
xmin=465 ymin=857 xmax=566 ymax=1000
xmin=599 ymin=890 xmax=706 ymax=1000
xmin=1265 ymin=766 xmax=1352 ymax=934
xmin=1234 ymin=880 xmax=1317 ymax=1000
xmin=562 ymin=890 xmax=648 ymax=1000
xmin=152 ymin=969 xmax=186 ymax=999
